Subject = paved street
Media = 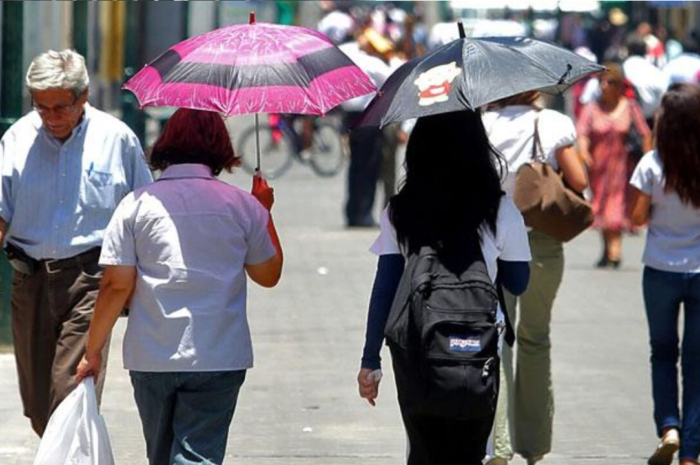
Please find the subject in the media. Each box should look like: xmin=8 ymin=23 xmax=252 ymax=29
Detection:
xmin=0 ymin=140 xmax=658 ymax=464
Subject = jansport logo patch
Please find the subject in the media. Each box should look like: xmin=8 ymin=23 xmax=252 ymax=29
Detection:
xmin=449 ymin=336 xmax=481 ymax=352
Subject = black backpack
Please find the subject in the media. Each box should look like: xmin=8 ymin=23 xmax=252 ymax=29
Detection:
xmin=385 ymin=236 xmax=501 ymax=421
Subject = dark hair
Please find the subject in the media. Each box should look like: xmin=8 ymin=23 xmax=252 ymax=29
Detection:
xmin=625 ymin=33 xmax=647 ymax=57
xmin=149 ymin=108 xmax=240 ymax=175
xmin=655 ymin=83 xmax=700 ymax=208
xmin=389 ymin=110 xmax=505 ymax=254
xmin=682 ymin=31 xmax=700 ymax=54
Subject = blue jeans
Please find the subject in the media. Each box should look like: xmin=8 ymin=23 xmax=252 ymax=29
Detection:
xmin=643 ymin=267 xmax=700 ymax=461
xmin=130 ymin=370 xmax=246 ymax=465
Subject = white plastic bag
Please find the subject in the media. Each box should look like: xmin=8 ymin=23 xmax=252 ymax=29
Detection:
xmin=33 ymin=378 xmax=115 ymax=465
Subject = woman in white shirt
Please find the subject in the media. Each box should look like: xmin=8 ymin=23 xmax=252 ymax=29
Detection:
xmin=630 ymin=83 xmax=700 ymax=465
xmin=357 ymin=110 xmax=531 ymax=465
xmin=482 ymin=92 xmax=588 ymax=465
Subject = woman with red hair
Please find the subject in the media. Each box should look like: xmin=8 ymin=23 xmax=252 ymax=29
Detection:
xmin=76 ymin=108 xmax=283 ymax=464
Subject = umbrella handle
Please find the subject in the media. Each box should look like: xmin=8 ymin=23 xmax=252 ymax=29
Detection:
xmin=255 ymin=113 xmax=261 ymax=172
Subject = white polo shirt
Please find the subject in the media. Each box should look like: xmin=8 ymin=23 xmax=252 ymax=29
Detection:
xmin=100 ymin=164 xmax=276 ymax=372
xmin=482 ymin=106 xmax=577 ymax=198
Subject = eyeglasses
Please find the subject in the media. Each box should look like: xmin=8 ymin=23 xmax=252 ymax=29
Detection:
xmin=32 ymin=96 xmax=78 ymax=117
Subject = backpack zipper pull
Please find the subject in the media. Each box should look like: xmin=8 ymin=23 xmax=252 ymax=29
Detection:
xmin=482 ymin=357 xmax=495 ymax=379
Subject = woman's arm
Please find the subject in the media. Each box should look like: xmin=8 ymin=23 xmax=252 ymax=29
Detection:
xmin=556 ymin=145 xmax=588 ymax=193
xmin=361 ymin=254 xmax=404 ymax=369
xmin=358 ymin=253 xmax=404 ymax=406
xmin=76 ymin=265 xmax=137 ymax=381
xmin=246 ymin=175 xmax=283 ymax=288
xmin=630 ymin=187 xmax=652 ymax=226
xmin=630 ymin=99 xmax=654 ymax=153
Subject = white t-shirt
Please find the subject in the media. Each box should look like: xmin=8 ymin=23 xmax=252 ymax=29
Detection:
xmin=623 ymin=56 xmax=666 ymax=120
xmin=482 ymin=106 xmax=577 ymax=197
xmin=662 ymin=53 xmax=700 ymax=88
xmin=630 ymin=151 xmax=700 ymax=273
xmin=370 ymin=196 xmax=532 ymax=283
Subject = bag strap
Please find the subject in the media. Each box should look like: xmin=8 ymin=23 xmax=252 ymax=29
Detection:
xmin=531 ymin=110 xmax=545 ymax=163
xmin=496 ymin=278 xmax=516 ymax=347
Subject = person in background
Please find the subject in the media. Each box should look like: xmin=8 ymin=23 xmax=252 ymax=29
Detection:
xmin=630 ymin=83 xmax=700 ymax=465
xmin=0 ymin=49 xmax=152 ymax=436
xmin=483 ymin=91 xmax=588 ymax=465
xmin=577 ymin=63 xmax=652 ymax=269
xmin=637 ymin=22 xmax=666 ymax=67
xmin=76 ymin=108 xmax=283 ymax=464
xmin=357 ymin=110 xmax=531 ymax=465
xmin=662 ymin=35 xmax=700 ymax=88
xmin=340 ymin=25 xmax=393 ymax=227
xmin=570 ymin=46 xmax=599 ymax=121
xmin=623 ymin=33 xmax=666 ymax=129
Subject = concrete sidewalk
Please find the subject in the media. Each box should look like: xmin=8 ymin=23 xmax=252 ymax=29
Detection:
xmin=0 ymin=161 xmax=658 ymax=464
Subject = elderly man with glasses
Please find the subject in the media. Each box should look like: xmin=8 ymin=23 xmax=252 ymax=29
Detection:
xmin=0 ymin=49 xmax=153 ymax=436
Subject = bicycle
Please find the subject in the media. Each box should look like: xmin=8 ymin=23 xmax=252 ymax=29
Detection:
xmin=236 ymin=113 xmax=347 ymax=179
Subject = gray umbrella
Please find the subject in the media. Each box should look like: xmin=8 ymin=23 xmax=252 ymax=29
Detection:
xmin=357 ymin=28 xmax=605 ymax=128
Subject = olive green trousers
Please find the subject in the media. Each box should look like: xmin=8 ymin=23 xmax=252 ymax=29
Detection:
xmin=492 ymin=230 xmax=564 ymax=460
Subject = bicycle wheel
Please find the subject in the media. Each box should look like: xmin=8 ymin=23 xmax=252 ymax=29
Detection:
xmin=237 ymin=126 xmax=294 ymax=179
xmin=308 ymin=122 xmax=347 ymax=177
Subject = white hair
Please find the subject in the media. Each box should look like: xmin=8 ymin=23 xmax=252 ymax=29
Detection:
xmin=26 ymin=49 xmax=89 ymax=96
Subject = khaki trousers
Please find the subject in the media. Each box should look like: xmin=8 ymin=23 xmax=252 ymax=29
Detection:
xmin=11 ymin=258 xmax=109 ymax=436
xmin=492 ymin=230 xmax=564 ymax=460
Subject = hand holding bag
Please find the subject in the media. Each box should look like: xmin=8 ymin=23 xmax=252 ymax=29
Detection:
xmin=513 ymin=114 xmax=593 ymax=243
xmin=33 ymin=378 xmax=115 ymax=465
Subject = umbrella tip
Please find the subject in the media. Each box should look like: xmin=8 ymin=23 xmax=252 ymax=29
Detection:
xmin=249 ymin=12 xmax=256 ymax=25
xmin=457 ymin=21 xmax=466 ymax=39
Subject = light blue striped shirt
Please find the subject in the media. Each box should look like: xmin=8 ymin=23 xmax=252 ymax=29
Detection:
xmin=0 ymin=104 xmax=153 ymax=260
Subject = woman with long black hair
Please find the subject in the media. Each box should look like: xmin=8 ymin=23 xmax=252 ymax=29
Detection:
xmin=356 ymin=110 xmax=531 ymax=465
xmin=630 ymin=83 xmax=700 ymax=465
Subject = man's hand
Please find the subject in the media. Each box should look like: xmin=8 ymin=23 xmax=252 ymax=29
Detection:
xmin=75 ymin=352 xmax=102 ymax=382
xmin=357 ymin=368 xmax=381 ymax=407
xmin=252 ymin=173 xmax=274 ymax=211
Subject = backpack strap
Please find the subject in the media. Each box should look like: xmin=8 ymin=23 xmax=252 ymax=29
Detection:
xmin=496 ymin=278 xmax=516 ymax=347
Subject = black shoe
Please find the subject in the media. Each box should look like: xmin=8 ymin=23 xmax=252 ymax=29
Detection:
xmin=609 ymin=259 xmax=621 ymax=269
xmin=596 ymin=256 xmax=609 ymax=268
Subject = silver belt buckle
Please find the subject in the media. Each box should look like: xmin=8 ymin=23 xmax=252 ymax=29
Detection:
xmin=44 ymin=259 xmax=61 ymax=274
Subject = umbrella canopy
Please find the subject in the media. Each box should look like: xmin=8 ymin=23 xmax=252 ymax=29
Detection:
xmin=123 ymin=20 xmax=377 ymax=117
xmin=357 ymin=34 xmax=605 ymax=128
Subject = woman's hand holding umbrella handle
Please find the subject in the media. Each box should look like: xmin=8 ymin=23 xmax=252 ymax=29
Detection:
xmin=252 ymin=172 xmax=275 ymax=212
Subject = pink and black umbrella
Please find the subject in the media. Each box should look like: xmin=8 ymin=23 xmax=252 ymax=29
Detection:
xmin=123 ymin=13 xmax=376 ymax=169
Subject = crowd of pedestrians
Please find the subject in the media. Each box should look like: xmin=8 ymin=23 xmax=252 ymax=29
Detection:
xmin=0 ymin=2 xmax=699 ymax=465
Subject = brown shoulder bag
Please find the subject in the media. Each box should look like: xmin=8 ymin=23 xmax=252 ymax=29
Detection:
xmin=512 ymin=114 xmax=593 ymax=243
